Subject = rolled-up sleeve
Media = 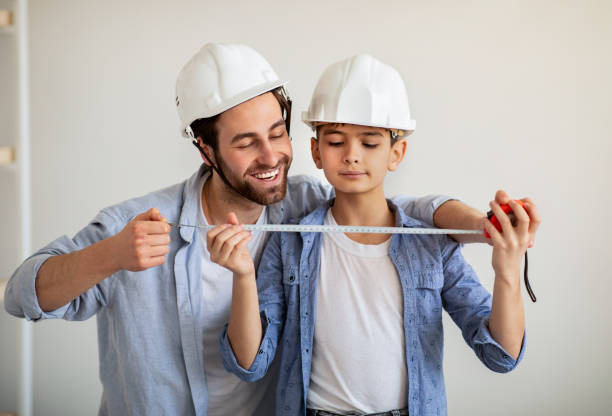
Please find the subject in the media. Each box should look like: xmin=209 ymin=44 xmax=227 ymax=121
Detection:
xmin=4 ymin=210 xmax=122 ymax=322
xmin=219 ymin=232 xmax=286 ymax=382
xmin=440 ymin=239 xmax=525 ymax=373
xmin=392 ymin=194 xmax=456 ymax=226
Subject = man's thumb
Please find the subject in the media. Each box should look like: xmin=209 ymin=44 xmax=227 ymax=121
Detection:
xmin=135 ymin=208 xmax=165 ymax=222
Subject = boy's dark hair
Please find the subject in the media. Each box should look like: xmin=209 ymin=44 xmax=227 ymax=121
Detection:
xmin=315 ymin=123 xmax=401 ymax=145
xmin=190 ymin=87 xmax=291 ymax=150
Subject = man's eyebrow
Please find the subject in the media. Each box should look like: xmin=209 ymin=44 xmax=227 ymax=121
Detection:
xmin=269 ymin=119 xmax=286 ymax=131
xmin=231 ymin=119 xmax=286 ymax=144
xmin=231 ymin=132 xmax=258 ymax=144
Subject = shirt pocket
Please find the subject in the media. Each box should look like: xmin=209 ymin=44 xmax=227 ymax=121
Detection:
xmin=413 ymin=271 xmax=444 ymax=326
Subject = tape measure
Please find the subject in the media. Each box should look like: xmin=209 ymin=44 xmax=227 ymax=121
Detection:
xmin=170 ymin=200 xmax=536 ymax=303
xmin=169 ymin=223 xmax=484 ymax=235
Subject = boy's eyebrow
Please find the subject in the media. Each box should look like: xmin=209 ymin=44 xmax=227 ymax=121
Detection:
xmin=320 ymin=128 xmax=347 ymax=136
xmin=230 ymin=119 xmax=286 ymax=143
xmin=359 ymin=131 xmax=384 ymax=137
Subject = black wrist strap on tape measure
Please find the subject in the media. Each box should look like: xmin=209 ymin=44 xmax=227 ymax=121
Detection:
xmin=524 ymin=251 xmax=536 ymax=302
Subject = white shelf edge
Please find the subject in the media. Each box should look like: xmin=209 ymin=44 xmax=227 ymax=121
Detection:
xmin=0 ymin=278 xmax=8 ymax=303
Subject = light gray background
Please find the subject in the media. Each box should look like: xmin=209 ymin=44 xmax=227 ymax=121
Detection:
xmin=1 ymin=0 xmax=611 ymax=414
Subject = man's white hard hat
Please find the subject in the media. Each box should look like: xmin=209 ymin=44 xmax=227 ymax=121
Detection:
xmin=175 ymin=43 xmax=287 ymax=138
xmin=302 ymin=54 xmax=416 ymax=134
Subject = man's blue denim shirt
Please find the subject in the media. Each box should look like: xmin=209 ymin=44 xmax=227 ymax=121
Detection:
xmin=220 ymin=200 xmax=525 ymax=416
xmin=4 ymin=164 xmax=451 ymax=416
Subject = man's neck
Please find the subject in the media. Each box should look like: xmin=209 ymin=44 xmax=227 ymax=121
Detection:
xmin=202 ymin=174 xmax=264 ymax=225
xmin=331 ymin=186 xmax=394 ymax=245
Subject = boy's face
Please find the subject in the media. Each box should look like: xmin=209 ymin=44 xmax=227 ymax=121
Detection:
xmin=311 ymin=123 xmax=406 ymax=195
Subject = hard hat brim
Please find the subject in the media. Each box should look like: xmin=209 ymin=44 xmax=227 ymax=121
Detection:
xmin=301 ymin=113 xmax=416 ymax=134
xmin=181 ymin=79 xmax=289 ymax=138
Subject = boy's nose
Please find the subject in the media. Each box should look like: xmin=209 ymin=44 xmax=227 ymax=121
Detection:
xmin=343 ymin=143 xmax=360 ymax=164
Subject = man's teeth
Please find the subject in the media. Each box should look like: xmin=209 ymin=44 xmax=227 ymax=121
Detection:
xmin=254 ymin=169 xmax=279 ymax=179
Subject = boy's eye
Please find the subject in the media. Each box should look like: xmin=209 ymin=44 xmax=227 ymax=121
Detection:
xmin=328 ymin=141 xmax=343 ymax=147
xmin=363 ymin=143 xmax=378 ymax=149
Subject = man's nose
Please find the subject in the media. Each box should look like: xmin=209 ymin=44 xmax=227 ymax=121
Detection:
xmin=258 ymin=140 xmax=279 ymax=166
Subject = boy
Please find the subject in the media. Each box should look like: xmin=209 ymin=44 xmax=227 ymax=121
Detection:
xmin=208 ymin=54 xmax=533 ymax=416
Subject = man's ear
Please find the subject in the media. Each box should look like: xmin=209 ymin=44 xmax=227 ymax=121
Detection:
xmin=197 ymin=137 xmax=216 ymax=167
xmin=311 ymin=137 xmax=323 ymax=169
xmin=388 ymin=139 xmax=407 ymax=172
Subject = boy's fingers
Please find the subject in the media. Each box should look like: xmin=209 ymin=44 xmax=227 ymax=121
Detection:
xmin=219 ymin=231 xmax=251 ymax=259
xmin=509 ymin=200 xmax=530 ymax=234
xmin=206 ymin=224 xmax=231 ymax=244
xmin=226 ymin=212 xmax=240 ymax=225
xmin=494 ymin=190 xmax=511 ymax=205
xmin=484 ymin=220 xmax=503 ymax=245
xmin=489 ymin=201 xmax=513 ymax=235
xmin=210 ymin=225 xmax=244 ymax=255
xmin=522 ymin=201 xmax=541 ymax=247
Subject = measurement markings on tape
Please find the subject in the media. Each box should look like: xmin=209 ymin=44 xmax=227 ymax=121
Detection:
xmin=169 ymin=223 xmax=483 ymax=235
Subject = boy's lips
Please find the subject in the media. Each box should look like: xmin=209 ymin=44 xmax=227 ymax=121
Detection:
xmin=339 ymin=170 xmax=366 ymax=178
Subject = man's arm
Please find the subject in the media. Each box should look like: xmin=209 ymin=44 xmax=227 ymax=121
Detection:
xmin=7 ymin=208 xmax=170 ymax=314
xmin=434 ymin=190 xmax=541 ymax=245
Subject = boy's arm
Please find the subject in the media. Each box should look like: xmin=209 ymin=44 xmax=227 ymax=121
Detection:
xmin=485 ymin=200 xmax=537 ymax=358
xmin=440 ymin=241 xmax=524 ymax=373
xmin=213 ymin=224 xmax=286 ymax=382
xmin=206 ymin=216 xmax=261 ymax=369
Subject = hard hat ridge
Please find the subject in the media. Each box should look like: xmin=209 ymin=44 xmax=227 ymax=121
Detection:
xmin=302 ymin=53 xmax=416 ymax=134
xmin=176 ymin=42 xmax=288 ymax=138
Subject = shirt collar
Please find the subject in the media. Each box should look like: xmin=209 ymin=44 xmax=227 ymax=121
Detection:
xmin=299 ymin=198 xmax=426 ymax=229
xmin=178 ymin=164 xmax=210 ymax=243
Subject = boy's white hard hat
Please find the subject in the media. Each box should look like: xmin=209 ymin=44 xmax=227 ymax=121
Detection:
xmin=175 ymin=43 xmax=287 ymax=138
xmin=302 ymin=54 xmax=416 ymax=133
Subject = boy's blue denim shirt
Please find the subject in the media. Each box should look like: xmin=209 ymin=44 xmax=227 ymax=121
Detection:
xmin=4 ymin=163 xmax=451 ymax=416
xmin=220 ymin=199 xmax=525 ymax=416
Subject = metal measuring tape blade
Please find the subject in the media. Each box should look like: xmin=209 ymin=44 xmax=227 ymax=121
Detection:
xmin=169 ymin=223 xmax=484 ymax=235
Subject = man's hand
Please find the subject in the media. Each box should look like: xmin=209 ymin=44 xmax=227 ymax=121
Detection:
xmin=111 ymin=208 xmax=171 ymax=272
xmin=489 ymin=190 xmax=541 ymax=248
xmin=206 ymin=213 xmax=254 ymax=277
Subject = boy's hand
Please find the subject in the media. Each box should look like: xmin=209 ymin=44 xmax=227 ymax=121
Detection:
xmin=206 ymin=213 xmax=255 ymax=277
xmin=484 ymin=200 xmax=531 ymax=285
xmin=111 ymin=208 xmax=171 ymax=272
xmin=492 ymin=190 xmax=541 ymax=248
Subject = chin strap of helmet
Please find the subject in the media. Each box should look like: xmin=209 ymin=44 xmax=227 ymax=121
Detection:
xmin=186 ymin=126 xmax=237 ymax=194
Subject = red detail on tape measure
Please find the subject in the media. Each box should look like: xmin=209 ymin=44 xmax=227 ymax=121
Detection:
xmin=485 ymin=200 xmax=526 ymax=238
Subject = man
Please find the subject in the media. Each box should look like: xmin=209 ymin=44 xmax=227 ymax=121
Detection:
xmin=4 ymin=43 xmax=539 ymax=415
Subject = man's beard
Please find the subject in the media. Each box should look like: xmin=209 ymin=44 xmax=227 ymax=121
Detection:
xmin=215 ymin=152 xmax=291 ymax=206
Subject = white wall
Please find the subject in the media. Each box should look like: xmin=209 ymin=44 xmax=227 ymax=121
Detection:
xmin=1 ymin=0 xmax=610 ymax=414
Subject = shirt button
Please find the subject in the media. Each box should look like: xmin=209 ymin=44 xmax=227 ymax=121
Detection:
xmin=289 ymin=275 xmax=295 ymax=282
xmin=259 ymin=349 xmax=264 ymax=354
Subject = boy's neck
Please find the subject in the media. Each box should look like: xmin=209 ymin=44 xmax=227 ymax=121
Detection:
xmin=331 ymin=187 xmax=394 ymax=245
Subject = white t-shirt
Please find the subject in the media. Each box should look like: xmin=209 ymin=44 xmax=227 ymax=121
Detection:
xmin=306 ymin=209 xmax=408 ymax=413
xmin=198 ymin=180 xmax=271 ymax=416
